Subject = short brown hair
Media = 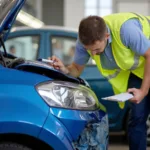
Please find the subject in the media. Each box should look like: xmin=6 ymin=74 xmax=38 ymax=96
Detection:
xmin=79 ymin=16 xmax=106 ymax=45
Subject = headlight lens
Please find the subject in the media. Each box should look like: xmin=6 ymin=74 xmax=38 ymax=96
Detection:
xmin=36 ymin=81 xmax=99 ymax=110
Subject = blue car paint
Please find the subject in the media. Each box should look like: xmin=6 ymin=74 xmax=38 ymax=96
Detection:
xmin=0 ymin=67 xmax=50 ymax=135
xmin=39 ymin=111 xmax=74 ymax=150
xmin=0 ymin=67 xmax=50 ymax=85
xmin=8 ymin=27 xmax=129 ymax=132
xmin=39 ymin=108 xmax=107 ymax=150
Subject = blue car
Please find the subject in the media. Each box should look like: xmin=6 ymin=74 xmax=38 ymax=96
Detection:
xmin=0 ymin=0 xmax=108 ymax=150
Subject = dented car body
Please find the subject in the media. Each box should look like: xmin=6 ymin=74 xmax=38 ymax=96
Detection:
xmin=0 ymin=0 xmax=109 ymax=150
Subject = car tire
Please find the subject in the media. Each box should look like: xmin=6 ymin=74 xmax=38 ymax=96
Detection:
xmin=0 ymin=143 xmax=32 ymax=150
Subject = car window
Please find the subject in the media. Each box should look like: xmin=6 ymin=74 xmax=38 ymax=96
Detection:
xmin=51 ymin=36 xmax=96 ymax=65
xmin=5 ymin=36 xmax=40 ymax=60
xmin=51 ymin=36 xmax=76 ymax=65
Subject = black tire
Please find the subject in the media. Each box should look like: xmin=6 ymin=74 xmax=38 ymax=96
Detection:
xmin=0 ymin=143 xmax=32 ymax=150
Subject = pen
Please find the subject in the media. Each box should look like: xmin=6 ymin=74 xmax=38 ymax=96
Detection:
xmin=38 ymin=58 xmax=54 ymax=64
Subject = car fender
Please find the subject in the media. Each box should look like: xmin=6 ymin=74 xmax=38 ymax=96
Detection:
xmin=38 ymin=112 xmax=74 ymax=150
xmin=0 ymin=85 xmax=49 ymax=138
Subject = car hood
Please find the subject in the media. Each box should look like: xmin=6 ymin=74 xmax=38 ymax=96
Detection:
xmin=14 ymin=60 xmax=86 ymax=85
xmin=0 ymin=0 xmax=25 ymax=42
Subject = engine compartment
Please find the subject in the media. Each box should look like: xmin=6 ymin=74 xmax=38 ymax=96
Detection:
xmin=0 ymin=53 xmax=88 ymax=86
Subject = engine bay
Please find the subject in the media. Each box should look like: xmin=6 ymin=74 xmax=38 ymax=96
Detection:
xmin=0 ymin=53 xmax=88 ymax=86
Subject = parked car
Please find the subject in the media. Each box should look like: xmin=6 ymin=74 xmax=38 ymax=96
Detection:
xmin=0 ymin=0 xmax=109 ymax=150
xmin=6 ymin=24 xmax=150 ymax=144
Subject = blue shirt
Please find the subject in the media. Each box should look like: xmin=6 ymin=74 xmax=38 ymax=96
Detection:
xmin=74 ymin=19 xmax=150 ymax=69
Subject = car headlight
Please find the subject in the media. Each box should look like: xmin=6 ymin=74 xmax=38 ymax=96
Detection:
xmin=36 ymin=81 xmax=100 ymax=110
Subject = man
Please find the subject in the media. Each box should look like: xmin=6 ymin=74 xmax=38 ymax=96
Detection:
xmin=49 ymin=13 xmax=150 ymax=150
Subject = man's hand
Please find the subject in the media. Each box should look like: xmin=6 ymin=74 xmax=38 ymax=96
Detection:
xmin=48 ymin=56 xmax=85 ymax=77
xmin=48 ymin=56 xmax=69 ymax=74
xmin=127 ymin=88 xmax=147 ymax=104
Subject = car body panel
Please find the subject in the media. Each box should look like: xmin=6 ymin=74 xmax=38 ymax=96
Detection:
xmin=0 ymin=67 xmax=50 ymax=85
xmin=0 ymin=73 xmax=49 ymax=137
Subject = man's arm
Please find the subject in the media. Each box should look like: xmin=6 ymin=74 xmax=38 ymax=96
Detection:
xmin=141 ymin=48 xmax=150 ymax=94
xmin=66 ymin=62 xmax=85 ymax=77
xmin=49 ymin=56 xmax=85 ymax=78
xmin=120 ymin=19 xmax=150 ymax=103
xmin=128 ymin=48 xmax=150 ymax=103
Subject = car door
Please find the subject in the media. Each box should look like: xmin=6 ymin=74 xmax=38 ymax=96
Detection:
xmin=5 ymin=29 xmax=46 ymax=60
xmin=48 ymin=29 xmax=126 ymax=129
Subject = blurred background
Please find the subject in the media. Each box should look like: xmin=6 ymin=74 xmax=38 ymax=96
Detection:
xmin=14 ymin=0 xmax=150 ymax=28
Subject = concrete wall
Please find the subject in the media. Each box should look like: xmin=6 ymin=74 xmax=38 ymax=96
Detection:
xmin=64 ymin=0 xmax=84 ymax=28
xmin=113 ymin=0 xmax=150 ymax=15
xmin=42 ymin=0 xmax=64 ymax=26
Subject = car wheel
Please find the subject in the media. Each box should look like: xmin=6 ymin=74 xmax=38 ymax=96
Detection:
xmin=147 ymin=114 xmax=150 ymax=145
xmin=0 ymin=143 xmax=32 ymax=150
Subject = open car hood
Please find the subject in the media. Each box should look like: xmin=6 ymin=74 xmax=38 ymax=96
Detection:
xmin=0 ymin=0 xmax=25 ymax=42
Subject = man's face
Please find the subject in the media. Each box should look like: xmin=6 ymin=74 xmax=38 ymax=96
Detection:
xmin=84 ymin=33 xmax=109 ymax=56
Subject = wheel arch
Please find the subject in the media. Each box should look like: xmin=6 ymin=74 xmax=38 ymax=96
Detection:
xmin=0 ymin=133 xmax=53 ymax=150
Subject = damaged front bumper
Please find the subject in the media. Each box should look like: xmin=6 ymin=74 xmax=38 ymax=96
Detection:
xmin=46 ymin=108 xmax=109 ymax=150
xmin=73 ymin=114 xmax=108 ymax=150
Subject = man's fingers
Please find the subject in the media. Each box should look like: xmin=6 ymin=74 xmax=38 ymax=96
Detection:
xmin=128 ymin=88 xmax=136 ymax=92
xmin=55 ymin=66 xmax=60 ymax=70
xmin=51 ymin=55 xmax=61 ymax=62
xmin=129 ymin=99 xmax=138 ymax=104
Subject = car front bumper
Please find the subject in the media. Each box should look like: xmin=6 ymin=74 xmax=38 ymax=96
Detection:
xmin=73 ymin=114 xmax=108 ymax=150
xmin=40 ymin=108 xmax=109 ymax=150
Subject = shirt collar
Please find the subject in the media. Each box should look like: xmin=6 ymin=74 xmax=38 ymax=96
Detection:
xmin=106 ymin=25 xmax=112 ymax=44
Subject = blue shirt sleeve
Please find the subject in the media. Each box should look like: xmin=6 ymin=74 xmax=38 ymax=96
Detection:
xmin=73 ymin=39 xmax=90 ymax=65
xmin=120 ymin=19 xmax=150 ymax=55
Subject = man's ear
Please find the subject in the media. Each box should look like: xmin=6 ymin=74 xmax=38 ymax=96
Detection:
xmin=105 ymin=33 xmax=110 ymax=39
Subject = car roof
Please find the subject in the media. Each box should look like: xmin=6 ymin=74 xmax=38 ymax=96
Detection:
xmin=11 ymin=25 xmax=78 ymax=33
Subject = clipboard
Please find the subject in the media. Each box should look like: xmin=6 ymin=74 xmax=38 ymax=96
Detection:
xmin=101 ymin=92 xmax=134 ymax=102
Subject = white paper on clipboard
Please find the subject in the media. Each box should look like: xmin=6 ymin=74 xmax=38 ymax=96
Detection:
xmin=101 ymin=92 xmax=134 ymax=102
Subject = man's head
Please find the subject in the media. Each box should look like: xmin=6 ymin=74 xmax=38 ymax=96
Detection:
xmin=9 ymin=45 xmax=16 ymax=55
xmin=79 ymin=16 xmax=110 ymax=55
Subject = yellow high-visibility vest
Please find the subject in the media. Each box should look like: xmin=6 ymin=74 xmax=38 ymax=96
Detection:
xmin=88 ymin=13 xmax=150 ymax=108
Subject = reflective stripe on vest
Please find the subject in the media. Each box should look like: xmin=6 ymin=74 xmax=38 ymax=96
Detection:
xmin=105 ymin=69 xmax=121 ymax=80
xmin=130 ymin=54 xmax=140 ymax=70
